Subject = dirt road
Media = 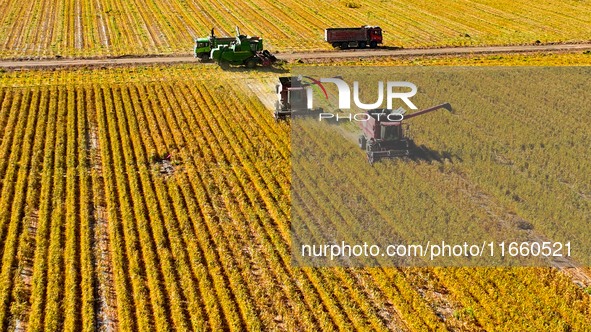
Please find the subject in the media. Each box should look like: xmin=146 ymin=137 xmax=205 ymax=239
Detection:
xmin=1 ymin=43 xmax=590 ymax=70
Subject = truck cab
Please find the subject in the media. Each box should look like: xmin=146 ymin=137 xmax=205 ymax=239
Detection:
xmin=367 ymin=27 xmax=382 ymax=47
xmin=194 ymin=33 xmax=235 ymax=61
xmin=194 ymin=37 xmax=211 ymax=60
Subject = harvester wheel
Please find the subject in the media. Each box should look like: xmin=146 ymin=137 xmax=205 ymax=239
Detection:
xmin=366 ymin=140 xmax=375 ymax=152
xmin=219 ymin=60 xmax=230 ymax=69
xmin=358 ymin=135 xmax=366 ymax=150
xmin=370 ymin=41 xmax=378 ymax=48
xmin=199 ymin=54 xmax=209 ymax=61
xmin=246 ymin=59 xmax=257 ymax=69
xmin=368 ymin=152 xmax=375 ymax=165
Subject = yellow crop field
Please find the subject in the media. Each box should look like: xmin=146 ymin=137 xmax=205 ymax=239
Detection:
xmin=0 ymin=61 xmax=590 ymax=331
xmin=0 ymin=0 xmax=590 ymax=58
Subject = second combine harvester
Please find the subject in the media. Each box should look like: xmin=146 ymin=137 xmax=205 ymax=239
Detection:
xmin=358 ymin=103 xmax=453 ymax=164
xmin=274 ymin=76 xmax=452 ymax=164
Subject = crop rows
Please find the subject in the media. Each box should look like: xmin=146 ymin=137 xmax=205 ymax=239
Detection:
xmin=0 ymin=67 xmax=410 ymax=331
xmin=289 ymin=64 xmax=591 ymax=328
xmin=0 ymin=65 xmax=590 ymax=330
xmin=291 ymin=114 xmax=591 ymax=329
xmin=0 ymin=0 xmax=590 ymax=58
xmin=404 ymin=67 xmax=591 ymax=263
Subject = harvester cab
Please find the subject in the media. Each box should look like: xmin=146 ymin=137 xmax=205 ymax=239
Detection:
xmin=210 ymin=26 xmax=277 ymax=68
xmin=274 ymin=76 xmax=323 ymax=121
xmin=359 ymin=103 xmax=453 ymax=164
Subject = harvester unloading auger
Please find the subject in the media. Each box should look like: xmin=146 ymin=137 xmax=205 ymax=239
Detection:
xmin=210 ymin=27 xmax=277 ymax=69
xmin=358 ymin=103 xmax=453 ymax=164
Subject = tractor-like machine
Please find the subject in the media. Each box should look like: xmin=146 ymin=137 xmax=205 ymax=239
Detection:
xmin=274 ymin=76 xmax=323 ymax=121
xmin=358 ymin=103 xmax=453 ymax=164
xmin=210 ymin=27 xmax=277 ymax=68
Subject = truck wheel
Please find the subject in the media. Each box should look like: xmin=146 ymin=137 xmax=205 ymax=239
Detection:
xmin=370 ymin=41 xmax=378 ymax=48
xmin=358 ymin=135 xmax=366 ymax=150
xmin=246 ymin=58 xmax=257 ymax=69
xmin=340 ymin=42 xmax=348 ymax=49
xmin=332 ymin=42 xmax=340 ymax=48
xmin=359 ymin=41 xmax=366 ymax=49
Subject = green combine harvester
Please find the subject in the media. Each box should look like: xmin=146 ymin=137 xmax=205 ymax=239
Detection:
xmin=210 ymin=27 xmax=277 ymax=68
xmin=194 ymin=28 xmax=235 ymax=61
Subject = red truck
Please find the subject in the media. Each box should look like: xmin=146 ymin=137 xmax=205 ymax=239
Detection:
xmin=325 ymin=26 xmax=383 ymax=49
